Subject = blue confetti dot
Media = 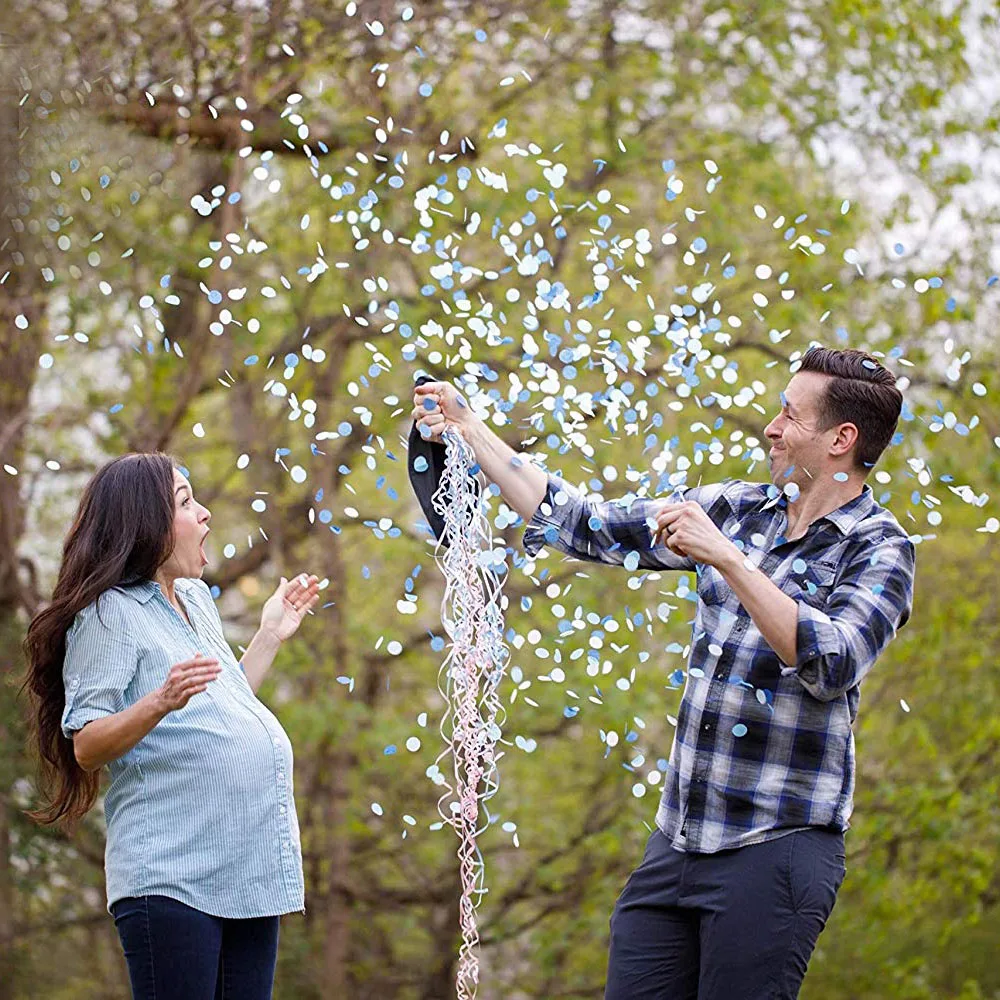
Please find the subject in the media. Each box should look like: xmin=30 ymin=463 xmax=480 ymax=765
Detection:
xmin=732 ymin=723 xmax=748 ymax=738
xmin=691 ymin=237 xmax=707 ymax=253
xmin=833 ymin=472 xmax=849 ymax=482
xmin=418 ymin=83 xmax=433 ymax=97
xmin=792 ymin=558 xmax=807 ymax=574
xmin=475 ymin=28 xmax=487 ymax=41
xmin=338 ymin=421 xmax=352 ymax=436
xmin=413 ymin=456 xmax=429 ymax=472
xmin=384 ymin=745 xmax=397 ymax=755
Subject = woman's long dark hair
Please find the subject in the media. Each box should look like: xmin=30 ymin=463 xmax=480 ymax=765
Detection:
xmin=23 ymin=452 xmax=177 ymax=827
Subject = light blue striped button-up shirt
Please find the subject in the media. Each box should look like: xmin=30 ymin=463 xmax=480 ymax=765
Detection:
xmin=61 ymin=578 xmax=305 ymax=918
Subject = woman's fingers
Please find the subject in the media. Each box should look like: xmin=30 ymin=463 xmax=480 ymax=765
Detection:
xmin=174 ymin=654 xmax=218 ymax=671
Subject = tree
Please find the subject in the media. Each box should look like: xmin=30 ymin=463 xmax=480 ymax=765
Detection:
xmin=2 ymin=0 xmax=999 ymax=996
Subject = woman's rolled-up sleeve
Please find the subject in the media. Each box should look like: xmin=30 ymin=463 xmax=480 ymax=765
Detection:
xmin=61 ymin=595 xmax=140 ymax=739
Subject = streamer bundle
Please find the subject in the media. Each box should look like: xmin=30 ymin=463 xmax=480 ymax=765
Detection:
xmin=408 ymin=403 xmax=509 ymax=999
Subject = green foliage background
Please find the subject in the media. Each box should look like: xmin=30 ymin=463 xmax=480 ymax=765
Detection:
xmin=1 ymin=1 xmax=999 ymax=998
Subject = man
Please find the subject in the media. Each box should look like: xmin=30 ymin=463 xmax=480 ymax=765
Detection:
xmin=412 ymin=347 xmax=916 ymax=999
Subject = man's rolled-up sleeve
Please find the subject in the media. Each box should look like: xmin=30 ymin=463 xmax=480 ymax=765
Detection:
xmin=522 ymin=474 xmax=729 ymax=571
xmin=793 ymin=534 xmax=915 ymax=702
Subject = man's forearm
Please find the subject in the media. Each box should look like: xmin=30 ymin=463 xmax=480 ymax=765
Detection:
xmin=461 ymin=418 xmax=548 ymax=524
xmin=717 ymin=547 xmax=799 ymax=665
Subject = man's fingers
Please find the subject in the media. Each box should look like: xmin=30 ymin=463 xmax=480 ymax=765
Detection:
xmin=414 ymin=381 xmax=444 ymax=394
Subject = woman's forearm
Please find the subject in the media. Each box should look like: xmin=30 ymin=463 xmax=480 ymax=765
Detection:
xmin=240 ymin=628 xmax=282 ymax=694
xmin=73 ymin=692 xmax=169 ymax=772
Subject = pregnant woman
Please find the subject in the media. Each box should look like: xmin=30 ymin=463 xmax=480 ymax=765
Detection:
xmin=23 ymin=452 xmax=320 ymax=999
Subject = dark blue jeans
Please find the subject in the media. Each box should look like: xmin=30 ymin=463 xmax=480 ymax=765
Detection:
xmin=111 ymin=895 xmax=281 ymax=1000
xmin=606 ymin=827 xmax=846 ymax=1000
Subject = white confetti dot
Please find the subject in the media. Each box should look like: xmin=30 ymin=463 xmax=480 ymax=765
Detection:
xmin=39 ymin=354 xmax=53 ymax=369
xmin=290 ymin=465 xmax=307 ymax=483
xmin=223 ymin=543 xmax=236 ymax=559
xmin=237 ymin=454 xmax=250 ymax=469
xmin=631 ymin=783 xmax=646 ymax=798
xmin=405 ymin=737 xmax=421 ymax=752
xmin=251 ymin=499 xmax=266 ymax=513
xmin=371 ymin=802 xmax=383 ymax=816
xmin=192 ymin=422 xmax=205 ymax=438
xmin=900 ymin=699 xmax=910 ymax=713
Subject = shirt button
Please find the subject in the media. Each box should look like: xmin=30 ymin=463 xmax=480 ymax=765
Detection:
xmin=273 ymin=737 xmax=281 ymax=746
xmin=279 ymin=805 xmax=287 ymax=814
xmin=704 ymin=723 xmax=712 ymax=731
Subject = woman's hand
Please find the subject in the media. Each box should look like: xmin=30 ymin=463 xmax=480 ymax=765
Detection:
xmin=154 ymin=653 xmax=221 ymax=713
xmin=259 ymin=573 xmax=321 ymax=642
xmin=411 ymin=381 xmax=476 ymax=442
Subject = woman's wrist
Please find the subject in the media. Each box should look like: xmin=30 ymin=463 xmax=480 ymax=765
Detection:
xmin=254 ymin=625 xmax=284 ymax=648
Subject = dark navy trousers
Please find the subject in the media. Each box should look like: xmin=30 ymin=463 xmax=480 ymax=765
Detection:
xmin=112 ymin=895 xmax=280 ymax=1000
xmin=606 ymin=827 xmax=846 ymax=999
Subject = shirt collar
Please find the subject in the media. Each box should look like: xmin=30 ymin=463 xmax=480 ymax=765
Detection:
xmin=816 ymin=484 xmax=875 ymax=535
xmin=114 ymin=579 xmax=160 ymax=603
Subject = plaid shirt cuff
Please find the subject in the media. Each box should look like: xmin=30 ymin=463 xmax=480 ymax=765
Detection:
xmin=794 ymin=601 xmax=844 ymax=689
xmin=522 ymin=475 xmax=569 ymax=558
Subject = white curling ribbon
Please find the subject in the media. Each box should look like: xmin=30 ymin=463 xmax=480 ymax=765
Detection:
xmin=430 ymin=427 xmax=510 ymax=1000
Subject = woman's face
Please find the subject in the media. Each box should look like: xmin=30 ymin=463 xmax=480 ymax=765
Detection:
xmin=158 ymin=469 xmax=212 ymax=581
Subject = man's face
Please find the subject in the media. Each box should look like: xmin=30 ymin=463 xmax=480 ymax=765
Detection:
xmin=763 ymin=372 xmax=841 ymax=489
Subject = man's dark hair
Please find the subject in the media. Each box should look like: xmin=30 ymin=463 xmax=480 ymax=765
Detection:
xmin=798 ymin=347 xmax=902 ymax=472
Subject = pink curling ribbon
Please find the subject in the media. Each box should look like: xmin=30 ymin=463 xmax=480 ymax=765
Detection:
xmin=431 ymin=426 xmax=509 ymax=999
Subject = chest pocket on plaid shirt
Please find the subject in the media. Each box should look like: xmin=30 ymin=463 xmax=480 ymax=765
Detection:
xmin=795 ymin=560 xmax=839 ymax=607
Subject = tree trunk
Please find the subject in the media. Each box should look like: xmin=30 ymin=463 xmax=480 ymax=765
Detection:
xmin=0 ymin=25 xmax=45 ymax=1000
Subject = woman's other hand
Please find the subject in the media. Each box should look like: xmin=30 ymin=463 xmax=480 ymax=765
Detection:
xmin=259 ymin=574 xmax=321 ymax=642
xmin=155 ymin=654 xmax=221 ymax=713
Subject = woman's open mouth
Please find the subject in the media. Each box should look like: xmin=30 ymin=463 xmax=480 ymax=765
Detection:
xmin=199 ymin=530 xmax=209 ymax=566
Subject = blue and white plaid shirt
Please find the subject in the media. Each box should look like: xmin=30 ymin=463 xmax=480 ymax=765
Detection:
xmin=522 ymin=475 xmax=916 ymax=853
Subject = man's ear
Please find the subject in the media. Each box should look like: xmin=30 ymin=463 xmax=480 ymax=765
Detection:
xmin=828 ymin=422 xmax=859 ymax=459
